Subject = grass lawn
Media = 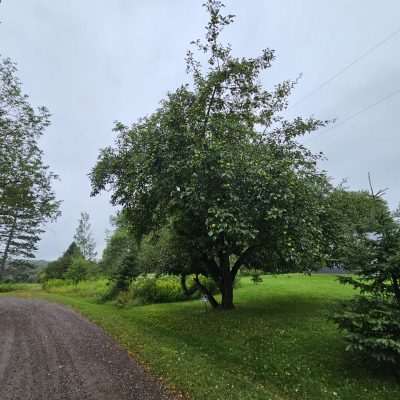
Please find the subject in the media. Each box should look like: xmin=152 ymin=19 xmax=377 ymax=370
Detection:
xmin=2 ymin=274 xmax=399 ymax=400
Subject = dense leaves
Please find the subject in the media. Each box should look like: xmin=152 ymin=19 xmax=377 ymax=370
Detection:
xmin=42 ymin=242 xmax=82 ymax=280
xmin=335 ymin=297 xmax=400 ymax=365
xmin=333 ymin=195 xmax=400 ymax=366
xmin=91 ymin=0 xmax=332 ymax=309
xmin=64 ymin=255 xmax=92 ymax=285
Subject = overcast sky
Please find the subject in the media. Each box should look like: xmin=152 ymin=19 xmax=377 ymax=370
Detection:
xmin=1 ymin=1 xmax=399 ymax=260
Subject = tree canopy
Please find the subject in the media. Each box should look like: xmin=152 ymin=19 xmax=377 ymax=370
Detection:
xmin=42 ymin=242 xmax=82 ymax=280
xmin=333 ymin=194 xmax=400 ymax=365
xmin=91 ymin=0 xmax=334 ymax=309
xmin=0 ymin=57 xmax=60 ymax=278
xmin=74 ymin=211 xmax=97 ymax=261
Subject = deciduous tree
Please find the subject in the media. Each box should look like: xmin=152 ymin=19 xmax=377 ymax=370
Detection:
xmin=74 ymin=211 xmax=97 ymax=261
xmin=0 ymin=57 xmax=60 ymax=278
xmin=91 ymin=1 xmax=332 ymax=309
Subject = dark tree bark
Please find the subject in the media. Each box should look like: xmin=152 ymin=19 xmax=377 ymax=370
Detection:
xmin=193 ymin=274 xmax=220 ymax=309
xmin=220 ymin=271 xmax=234 ymax=310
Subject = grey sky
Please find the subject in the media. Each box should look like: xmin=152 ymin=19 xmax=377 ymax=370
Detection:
xmin=1 ymin=1 xmax=399 ymax=260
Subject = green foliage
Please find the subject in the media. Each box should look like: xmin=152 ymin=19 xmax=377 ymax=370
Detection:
xmin=64 ymin=256 xmax=92 ymax=285
xmin=1 ymin=259 xmax=39 ymax=282
xmin=42 ymin=278 xmax=66 ymax=290
xmin=100 ymin=218 xmax=134 ymax=276
xmin=333 ymin=297 xmax=400 ymax=365
xmin=91 ymin=0 xmax=332 ymax=309
xmin=74 ymin=211 xmax=97 ymax=261
xmin=115 ymin=273 xmax=219 ymax=306
xmin=334 ymin=194 xmax=400 ymax=366
xmin=42 ymin=242 xmax=82 ymax=280
xmin=137 ymin=226 xmax=182 ymax=275
xmin=42 ymin=278 xmax=109 ymax=300
xmin=0 ymin=56 xmax=60 ymax=277
xmin=325 ymin=189 xmax=389 ymax=269
xmin=123 ymin=274 xmax=185 ymax=305
xmin=0 ymin=282 xmax=34 ymax=292
xmin=99 ymin=214 xmax=141 ymax=300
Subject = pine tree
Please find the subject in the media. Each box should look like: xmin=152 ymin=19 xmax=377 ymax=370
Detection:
xmin=333 ymin=193 xmax=400 ymax=365
xmin=73 ymin=212 xmax=97 ymax=261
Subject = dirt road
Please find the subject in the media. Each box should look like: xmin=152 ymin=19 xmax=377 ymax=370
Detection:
xmin=0 ymin=297 xmax=174 ymax=400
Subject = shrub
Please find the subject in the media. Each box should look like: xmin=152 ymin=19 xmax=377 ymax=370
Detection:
xmin=42 ymin=279 xmax=66 ymax=290
xmin=0 ymin=283 xmax=31 ymax=292
xmin=42 ymin=278 xmax=110 ymax=300
xmin=128 ymin=274 xmax=185 ymax=305
xmin=116 ymin=274 xmax=223 ymax=306
xmin=240 ymin=267 xmax=263 ymax=277
xmin=64 ymin=256 xmax=90 ymax=284
xmin=333 ymin=297 xmax=400 ymax=365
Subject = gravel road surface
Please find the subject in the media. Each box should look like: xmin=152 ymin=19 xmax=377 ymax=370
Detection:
xmin=0 ymin=297 xmax=174 ymax=400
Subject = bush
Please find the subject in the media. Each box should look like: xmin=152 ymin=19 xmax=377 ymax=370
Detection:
xmin=240 ymin=267 xmax=263 ymax=277
xmin=42 ymin=278 xmax=110 ymax=300
xmin=64 ymin=256 xmax=91 ymax=284
xmin=116 ymin=274 xmax=223 ymax=306
xmin=0 ymin=283 xmax=32 ymax=292
xmin=333 ymin=297 xmax=400 ymax=365
xmin=42 ymin=279 xmax=66 ymax=290
xmin=127 ymin=274 xmax=185 ymax=305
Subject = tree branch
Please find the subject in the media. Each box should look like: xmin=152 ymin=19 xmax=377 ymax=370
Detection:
xmin=194 ymin=274 xmax=219 ymax=308
xmin=231 ymin=245 xmax=257 ymax=278
xmin=202 ymin=86 xmax=217 ymax=136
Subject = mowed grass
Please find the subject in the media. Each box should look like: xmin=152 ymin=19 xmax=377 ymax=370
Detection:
xmin=3 ymin=274 xmax=400 ymax=400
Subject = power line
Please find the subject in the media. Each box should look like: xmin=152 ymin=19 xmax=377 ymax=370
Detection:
xmin=323 ymin=87 xmax=400 ymax=132
xmin=290 ymin=25 xmax=400 ymax=109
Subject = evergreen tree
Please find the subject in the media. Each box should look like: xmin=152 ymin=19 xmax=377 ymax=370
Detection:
xmin=334 ymin=194 xmax=400 ymax=366
xmin=43 ymin=242 xmax=82 ymax=280
xmin=74 ymin=212 xmax=97 ymax=261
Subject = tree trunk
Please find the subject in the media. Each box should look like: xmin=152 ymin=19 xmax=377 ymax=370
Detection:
xmin=391 ymin=273 xmax=400 ymax=307
xmin=0 ymin=219 xmax=16 ymax=279
xmin=193 ymin=274 xmax=220 ymax=309
xmin=220 ymin=253 xmax=235 ymax=310
xmin=221 ymin=273 xmax=235 ymax=310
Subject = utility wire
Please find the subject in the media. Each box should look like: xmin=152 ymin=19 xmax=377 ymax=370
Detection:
xmin=290 ymin=26 xmax=400 ymax=109
xmin=323 ymin=87 xmax=400 ymax=132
